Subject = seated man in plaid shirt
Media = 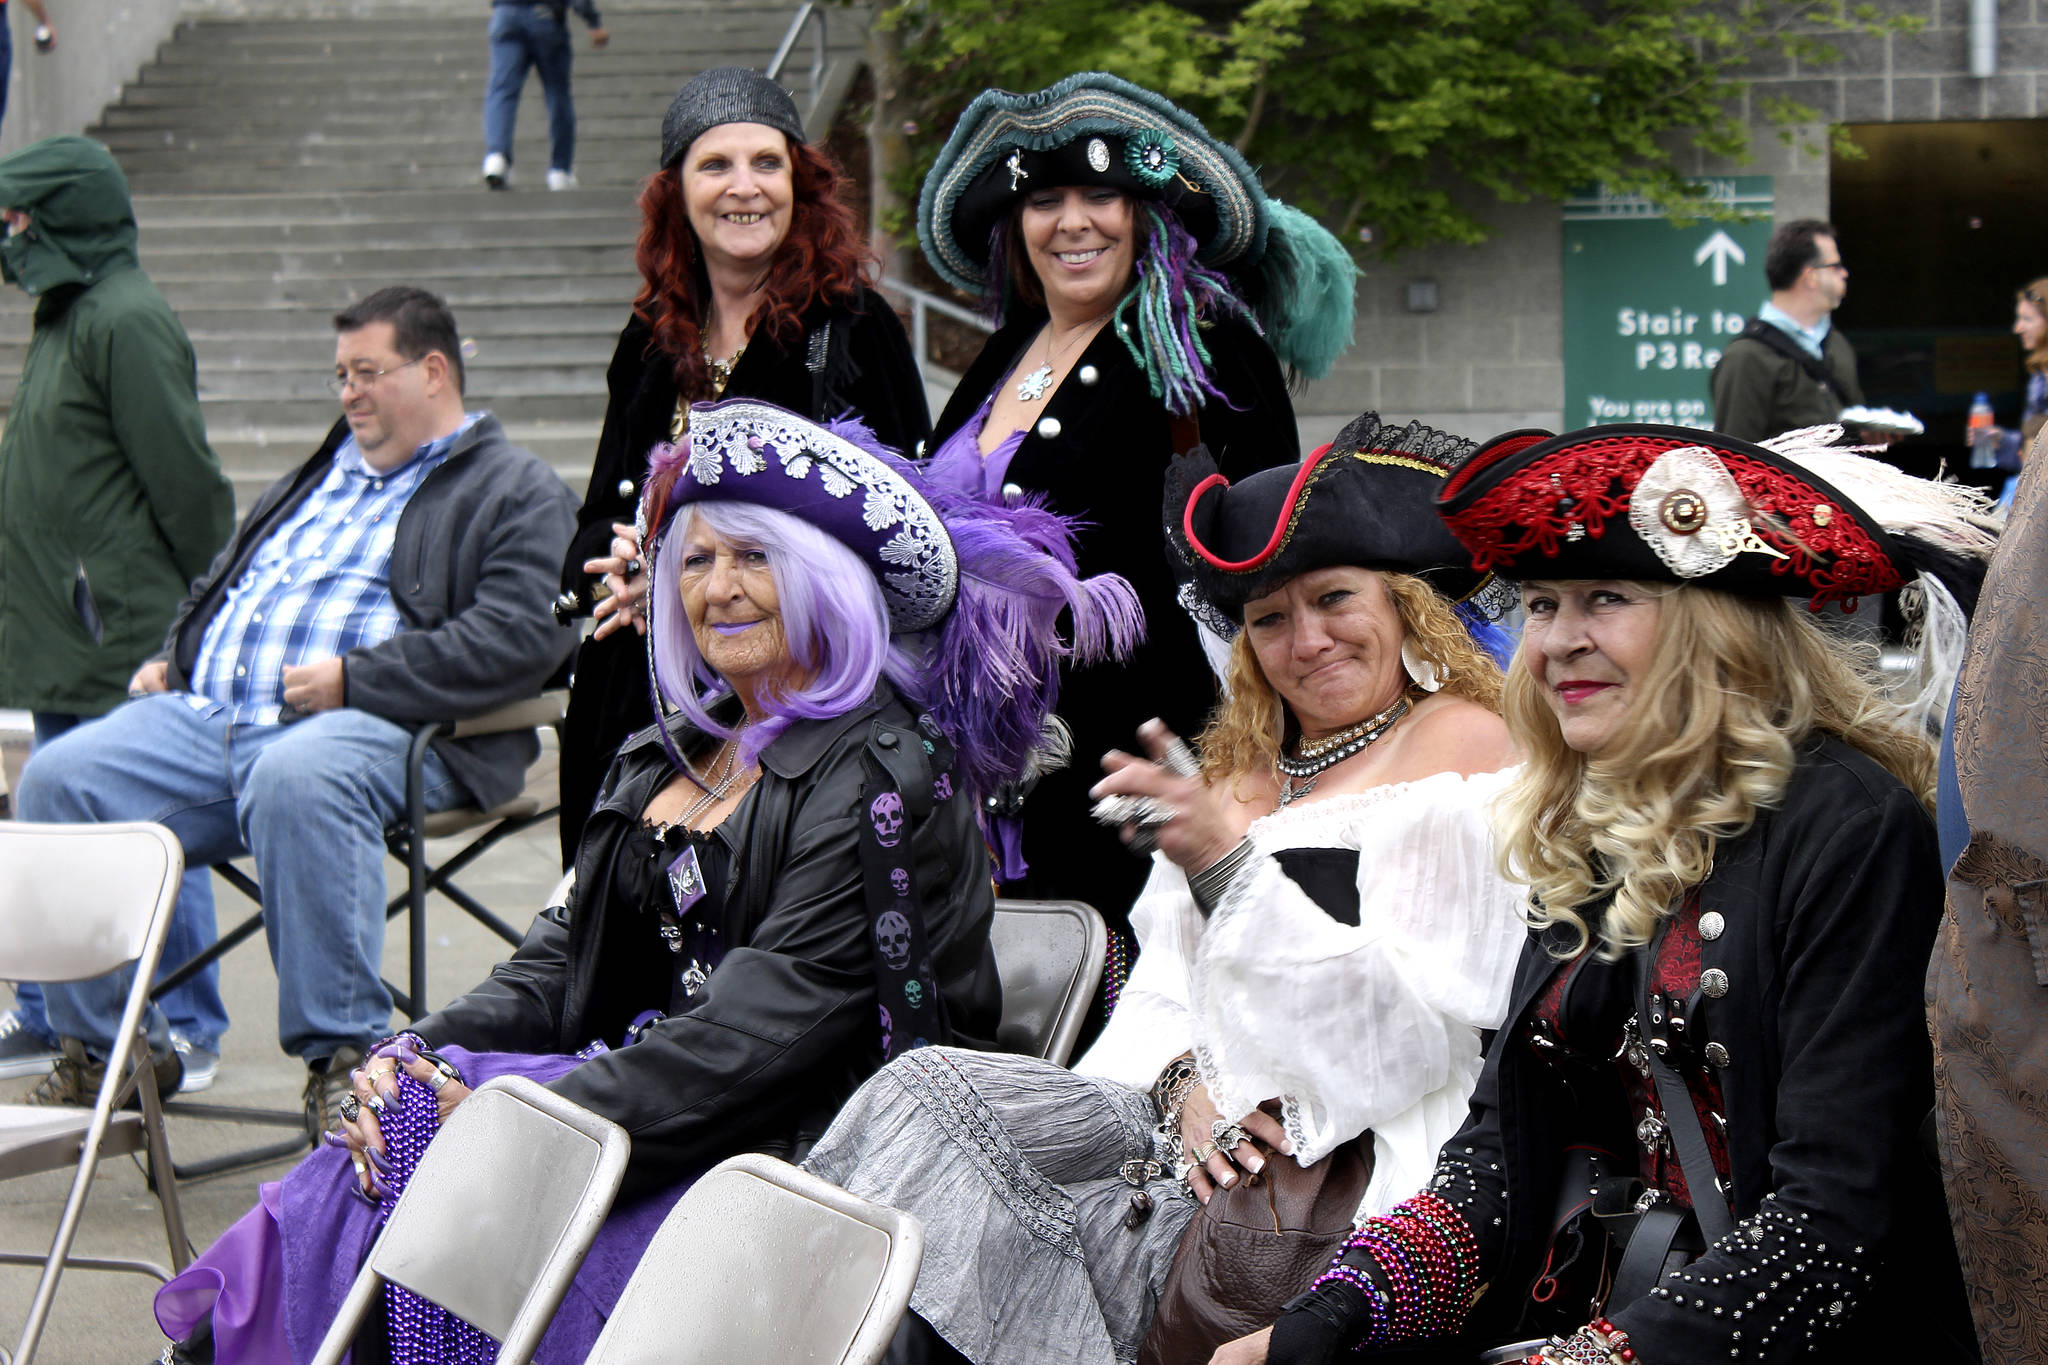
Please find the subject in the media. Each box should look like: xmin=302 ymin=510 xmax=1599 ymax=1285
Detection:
xmin=15 ymin=285 xmax=578 ymax=1133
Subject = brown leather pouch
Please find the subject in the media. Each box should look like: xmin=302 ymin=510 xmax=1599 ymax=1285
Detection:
xmin=1139 ymin=1135 xmax=1374 ymax=1365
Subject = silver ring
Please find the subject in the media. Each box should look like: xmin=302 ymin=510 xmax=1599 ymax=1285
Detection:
xmin=350 ymin=1154 xmax=367 ymax=1179
xmin=338 ymin=1093 xmax=362 ymax=1123
xmin=1175 ymin=1159 xmax=1199 ymax=1183
xmin=624 ymin=557 xmax=644 ymax=577
xmin=1189 ymin=1140 xmax=1219 ymax=1163
xmin=425 ymin=1068 xmax=450 ymax=1092
xmin=1161 ymin=737 xmax=1200 ymax=777
xmin=364 ymin=1092 xmax=386 ymax=1117
xmin=1211 ymin=1119 xmax=1251 ymax=1152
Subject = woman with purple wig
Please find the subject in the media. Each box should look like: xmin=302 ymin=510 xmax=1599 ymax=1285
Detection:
xmin=151 ymin=398 xmax=1141 ymax=1365
xmin=914 ymin=73 xmax=1357 ymax=979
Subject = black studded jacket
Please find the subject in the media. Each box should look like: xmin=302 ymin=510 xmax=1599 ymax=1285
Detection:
xmin=1272 ymin=735 xmax=1979 ymax=1363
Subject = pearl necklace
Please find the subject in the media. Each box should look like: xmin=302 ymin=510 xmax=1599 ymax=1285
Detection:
xmin=1275 ymin=695 xmax=1412 ymax=807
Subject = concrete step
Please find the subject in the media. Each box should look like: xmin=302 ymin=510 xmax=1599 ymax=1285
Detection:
xmin=135 ymin=242 xmax=638 ymax=277
xmin=123 ymin=214 xmax=634 ymax=250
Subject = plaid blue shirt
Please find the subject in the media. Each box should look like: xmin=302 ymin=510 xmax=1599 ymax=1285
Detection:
xmin=186 ymin=416 xmax=480 ymax=725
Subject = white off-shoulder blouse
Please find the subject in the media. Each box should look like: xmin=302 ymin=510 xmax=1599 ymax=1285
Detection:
xmin=1075 ymin=766 xmax=1529 ymax=1220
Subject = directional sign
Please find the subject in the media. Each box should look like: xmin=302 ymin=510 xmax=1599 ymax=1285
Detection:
xmin=1562 ymin=177 xmax=1774 ymax=431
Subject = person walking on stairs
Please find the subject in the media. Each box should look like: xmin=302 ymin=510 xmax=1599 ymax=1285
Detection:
xmin=481 ymin=0 xmax=608 ymax=192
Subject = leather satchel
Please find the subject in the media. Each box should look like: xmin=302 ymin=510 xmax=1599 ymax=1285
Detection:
xmin=1140 ymin=1135 xmax=1375 ymax=1365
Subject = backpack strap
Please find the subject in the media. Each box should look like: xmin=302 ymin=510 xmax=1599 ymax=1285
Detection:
xmin=1735 ymin=317 xmax=1852 ymax=406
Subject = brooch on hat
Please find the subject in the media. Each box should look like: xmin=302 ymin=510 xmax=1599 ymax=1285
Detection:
xmin=1628 ymin=446 xmax=1790 ymax=578
xmin=1126 ymin=129 xmax=1179 ymax=187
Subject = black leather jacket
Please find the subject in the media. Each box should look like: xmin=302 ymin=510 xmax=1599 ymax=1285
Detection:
xmin=415 ymin=686 xmax=1002 ymax=1200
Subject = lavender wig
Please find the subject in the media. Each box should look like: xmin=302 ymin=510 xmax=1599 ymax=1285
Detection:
xmin=650 ymin=501 xmax=922 ymax=768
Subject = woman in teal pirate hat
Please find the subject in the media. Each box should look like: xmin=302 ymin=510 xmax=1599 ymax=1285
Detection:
xmin=915 ymin=71 xmax=1358 ymax=962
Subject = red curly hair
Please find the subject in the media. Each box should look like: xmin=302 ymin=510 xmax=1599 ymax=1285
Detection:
xmin=632 ymin=138 xmax=872 ymax=397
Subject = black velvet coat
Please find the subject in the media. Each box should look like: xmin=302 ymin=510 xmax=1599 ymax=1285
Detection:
xmin=417 ymin=687 xmax=1001 ymax=1201
xmin=557 ymin=288 xmax=931 ymax=860
xmin=1275 ymin=736 xmax=1978 ymax=1364
xmin=933 ymin=309 xmax=1296 ymax=924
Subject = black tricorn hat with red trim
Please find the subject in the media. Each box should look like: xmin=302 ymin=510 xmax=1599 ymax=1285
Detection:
xmin=1165 ymin=412 xmax=1494 ymax=633
xmin=1433 ymin=422 xmax=1996 ymax=613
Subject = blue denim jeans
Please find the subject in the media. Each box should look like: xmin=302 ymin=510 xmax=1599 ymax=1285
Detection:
xmin=19 ymin=694 xmax=459 ymax=1063
xmin=13 ymin=710 xmax=230 ymax=1054
xmin=484 ymin=3 xmax=575 ymax=174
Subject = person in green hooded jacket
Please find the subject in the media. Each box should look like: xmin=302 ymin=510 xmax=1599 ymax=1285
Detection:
xmin=0 ymin=135 xmax=235 ymax=1086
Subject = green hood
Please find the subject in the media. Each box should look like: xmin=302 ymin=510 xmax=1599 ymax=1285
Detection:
xmin=0 ymin=136 xmax=138 ymax=297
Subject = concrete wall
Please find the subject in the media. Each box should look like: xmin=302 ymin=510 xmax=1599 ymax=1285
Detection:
xmin=0 ymin=0 xmax=191 ymax=156
xmin=1290 ymin=0 xmax=2048 ymax=446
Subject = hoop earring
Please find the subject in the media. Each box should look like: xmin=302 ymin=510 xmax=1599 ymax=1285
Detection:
xmin=1402 ymin=639 xmax=1445 ymax=692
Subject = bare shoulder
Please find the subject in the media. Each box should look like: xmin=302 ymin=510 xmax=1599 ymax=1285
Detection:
xmin=1399 ymin=695 xmax=1516 ymax=778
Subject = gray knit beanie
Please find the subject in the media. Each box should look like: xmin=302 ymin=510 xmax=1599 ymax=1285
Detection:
xmin=659 ymin=67 xmax=808 ymax=169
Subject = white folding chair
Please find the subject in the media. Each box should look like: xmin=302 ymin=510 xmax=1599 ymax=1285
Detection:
xmin=586 ymin=1153 xmax=923 ymax=1365
xmin=311 ymin=1075 xmax=629 ymax=1365
xmin=0 ymin=821 xmax=190 ymax=1365
xmin=989 ymin=898 xmax=1108 ymax=1066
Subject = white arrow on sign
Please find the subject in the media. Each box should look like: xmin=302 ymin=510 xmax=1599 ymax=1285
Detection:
xmin=1694 ymin=230 xmax=1745 ymax=286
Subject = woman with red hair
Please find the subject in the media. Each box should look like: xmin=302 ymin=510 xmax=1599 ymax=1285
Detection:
xmin=557 ymin=67 xmax=930 ymax=858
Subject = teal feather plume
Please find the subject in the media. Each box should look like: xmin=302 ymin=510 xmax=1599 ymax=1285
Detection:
xmin=1256 ymin=200 xmax=1359 ymax=380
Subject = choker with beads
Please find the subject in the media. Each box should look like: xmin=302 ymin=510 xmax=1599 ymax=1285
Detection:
xmin=1276 ymin=694 xmax=1412 ymax=807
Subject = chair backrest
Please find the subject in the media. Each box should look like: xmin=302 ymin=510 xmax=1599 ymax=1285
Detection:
xmin=586 ymin=1153 xmax=922 ymax=1365
xmin=0 ymin=822 xmax=182 ymax=983
xmin=988 ymin=898 xmax=1108 ymax=1067
xmin=331 ymin=1076 xmax=628 ymax=1362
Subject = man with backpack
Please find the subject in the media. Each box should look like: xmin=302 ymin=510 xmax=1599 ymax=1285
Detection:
xmin=1709 ymin=218 xmax=1865 ymax=442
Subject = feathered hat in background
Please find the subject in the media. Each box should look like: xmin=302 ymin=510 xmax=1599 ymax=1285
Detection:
xmin=1435 ymin=421 xmax=2000 ymax=729
xmin=639 ymin=398 xmax=1144 ymax=859
xmin=918 ymin=72 xmax=1359 ymax=402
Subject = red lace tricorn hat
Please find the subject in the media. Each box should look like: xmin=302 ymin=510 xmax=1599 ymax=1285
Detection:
xmin=1434 ymin=423 xmax=1994 ymax=612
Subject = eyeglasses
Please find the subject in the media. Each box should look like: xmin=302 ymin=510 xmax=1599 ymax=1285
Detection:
xmin=1810 ymin=259 xmax=1848 ymax=274
xmin=327 ymin=355 xmax=425 ymax=397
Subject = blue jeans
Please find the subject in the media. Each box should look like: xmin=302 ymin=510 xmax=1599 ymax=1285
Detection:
xmin=484 ymin=3 xmax=575 ymax=174
xmin=13 ymin=710 xmax=230 ymax=1053
xmin=19 ymin=695 xmax=459 ymax=1063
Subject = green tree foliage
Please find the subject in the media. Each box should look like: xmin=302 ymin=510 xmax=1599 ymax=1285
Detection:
xmin=867 ymin=0 xmax=1905 ymax=257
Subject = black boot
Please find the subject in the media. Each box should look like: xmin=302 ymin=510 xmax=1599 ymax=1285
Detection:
xmin=158 ymin=1314 xmax=213 ymax=1364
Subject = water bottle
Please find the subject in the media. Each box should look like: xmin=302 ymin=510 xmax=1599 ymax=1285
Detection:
xmin=1968 ymin=392 xmax=1997 ymax=469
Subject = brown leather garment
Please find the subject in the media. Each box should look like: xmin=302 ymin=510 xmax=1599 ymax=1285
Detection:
xmin=1930 ymin=446 xmax=2048 ymax=1365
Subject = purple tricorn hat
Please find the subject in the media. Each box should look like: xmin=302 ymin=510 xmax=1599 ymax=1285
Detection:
xmin=642 ymin=397 xmax=958 ymax=632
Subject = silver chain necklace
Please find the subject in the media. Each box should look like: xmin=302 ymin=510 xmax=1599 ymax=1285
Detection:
xmin=1275 ymin=696 xmax=1412 ymax=808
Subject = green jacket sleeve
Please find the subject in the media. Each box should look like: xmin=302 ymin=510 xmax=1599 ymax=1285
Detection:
xmin=97 ymin=300 xmax=234 ymax=583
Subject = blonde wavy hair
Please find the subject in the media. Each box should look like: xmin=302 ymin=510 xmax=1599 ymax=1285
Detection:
xmin=1499 ymin=584 xmax=1936 ymax=957
xmin=1198 ymin=571 xmax=1505 ymax=787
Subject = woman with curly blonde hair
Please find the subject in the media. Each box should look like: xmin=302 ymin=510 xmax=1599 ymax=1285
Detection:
xmin=1260 ymin=423 xmax=1994 ymax=1365
xmin=805 ymin=414 xmax=1529 ymax=1365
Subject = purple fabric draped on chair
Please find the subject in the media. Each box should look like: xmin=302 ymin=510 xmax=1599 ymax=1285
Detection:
xmin=154 ymin=1047 xmax=697 ymax=1365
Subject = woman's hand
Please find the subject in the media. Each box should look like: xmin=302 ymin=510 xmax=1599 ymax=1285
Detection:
xmin=1178 ymin=1082 xmax=1291 ymax=1204
xmin=1209 ymin=1326 xmax=1272 ymax=1365
xmin=1091 ymin=719 xmax=1240 ymax=873
xmin=585 ymin=521 xmax=649 ymax=640
xmin=334 ymin=1047 xmax=473 ymax=1200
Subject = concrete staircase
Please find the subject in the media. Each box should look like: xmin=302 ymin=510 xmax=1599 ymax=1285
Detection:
xmin=0 ymin=0 xmax=865 ymax=505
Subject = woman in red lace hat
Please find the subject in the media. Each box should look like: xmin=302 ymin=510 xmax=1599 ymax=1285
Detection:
xmin=1254 ymin=424 xmax=1996 ymax=1365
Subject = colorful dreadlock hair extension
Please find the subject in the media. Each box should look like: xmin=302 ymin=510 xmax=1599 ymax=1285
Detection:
xmin=1112 ymin=204 xmax=1260 ymax=417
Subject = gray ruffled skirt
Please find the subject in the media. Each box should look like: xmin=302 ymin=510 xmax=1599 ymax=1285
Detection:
xmin=804 ymin=1047 xmax=1199 ymax=1365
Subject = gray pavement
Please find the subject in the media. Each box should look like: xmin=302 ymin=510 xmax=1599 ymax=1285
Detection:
xmin=0 ymin=744 xmax=568 ymax=1363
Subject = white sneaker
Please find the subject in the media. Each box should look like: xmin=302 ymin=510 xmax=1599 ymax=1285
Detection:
xmin=546 ymin=168 xmax=578 ymax=191
xmin=482 ymin=152 xmax=510 ymax=190
xmin=169 ymin=1031 xmax=218 ymax=1093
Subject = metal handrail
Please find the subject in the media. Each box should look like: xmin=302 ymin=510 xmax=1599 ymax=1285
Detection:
xmin=766 ymin=3 xmax=828 ymax=122
xmin=881 ymin=275 xmax=993 ymax=380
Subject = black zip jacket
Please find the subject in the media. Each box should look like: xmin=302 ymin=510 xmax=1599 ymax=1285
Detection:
xmin=414 ymin=686 xmax=1001 ymax=1201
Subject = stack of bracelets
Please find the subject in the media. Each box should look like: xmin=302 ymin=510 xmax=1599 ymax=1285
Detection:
xmin=1527 ymin=1319 xmax=1635 ymax=1365
xmin=1308 ymin=1191 xmax=1480 ymax=1346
